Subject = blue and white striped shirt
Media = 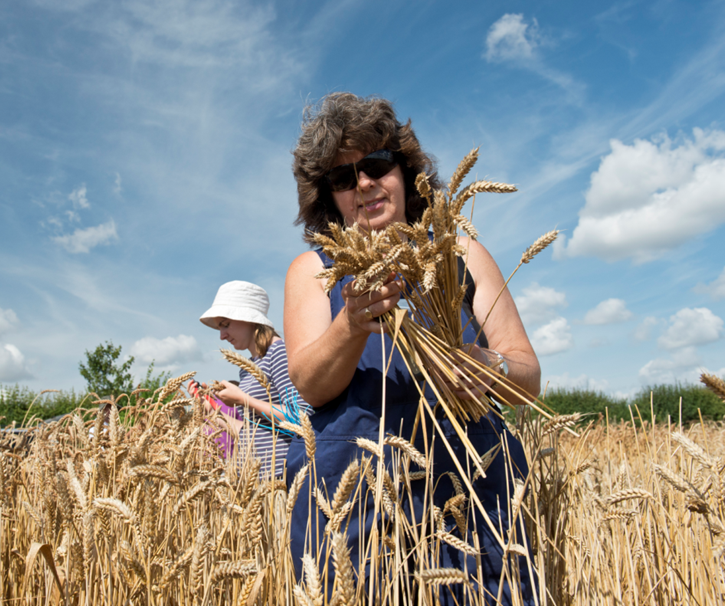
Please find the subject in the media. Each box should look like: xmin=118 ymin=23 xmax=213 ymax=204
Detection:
xmin=233 ymin=339 xmax=311 ymax=478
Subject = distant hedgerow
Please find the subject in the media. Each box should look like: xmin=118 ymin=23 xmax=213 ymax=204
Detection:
xmin=541 ymin=383 xmax=725 ymax=426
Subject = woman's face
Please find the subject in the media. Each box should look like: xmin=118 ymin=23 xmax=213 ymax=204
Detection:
xmin=330 ymin=150 xmax=407 ymax=232
xmin=218 ymin=319 xmax=255 ymax=352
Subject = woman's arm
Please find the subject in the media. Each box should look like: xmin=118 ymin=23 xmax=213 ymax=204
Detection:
xmin=259 ymin=340 xmax=312 ymax=416
xmin=284 ymin=250 xmax=403 ymax=408
xmin=463 ymin=237 xmax=541 ymax=399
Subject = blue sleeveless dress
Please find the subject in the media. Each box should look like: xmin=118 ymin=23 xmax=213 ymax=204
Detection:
xmin=285 ymin=249 xmax=536 ymax=605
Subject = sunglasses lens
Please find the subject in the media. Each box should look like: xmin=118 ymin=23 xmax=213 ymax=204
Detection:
xmin=326 ymin=151 xmax=398 ymax=192
xmin=360 ymin=158 xmax=397 ymax=179
xmin=326 ymin=166 xmax=357 ymax=192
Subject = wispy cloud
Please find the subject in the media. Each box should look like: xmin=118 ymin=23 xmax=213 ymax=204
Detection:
xmin=633 ymin=316 xmax=659 ymax=341
xmin=485 ymin=13 xmax=539 ymax=62
xmin=639 ymin=346 xmax=701 ymax=385
xmin=514 ymin=282 xmax=568 ymax=326
xmin=484 ymin=13 xmax=584 ymax=102
xmin=0 ymin=308 xmax=19 ymax=336
xmin=694 ymin=266 xmax=725 ymax=300
xmin=53 ymin=220 xmax=119 ymax=254
xmin=68 ymin=184 xmax=89 ymax=209
xmin=130 ymin=334 xmax=202 ymax=369
xmin=531 ymin=317 xmax=574 ymax=356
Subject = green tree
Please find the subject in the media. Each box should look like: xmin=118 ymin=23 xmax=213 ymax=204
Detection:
xmin=79 ymin=341 xmax=135 ymax=399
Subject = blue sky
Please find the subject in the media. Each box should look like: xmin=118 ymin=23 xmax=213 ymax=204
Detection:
xmin=1 ymin=0 xmax=724 ymax=399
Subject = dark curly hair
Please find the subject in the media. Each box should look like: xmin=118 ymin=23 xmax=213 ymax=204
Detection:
xmin=293 ymin=93 xmax=442 ymax=243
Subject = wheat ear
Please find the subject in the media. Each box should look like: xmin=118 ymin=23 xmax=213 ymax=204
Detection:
xmin=448 ymin=147 xmax=479 ymax=196
xmin=481 ymin=229 xmax=559 ymax=328
xmin=417 ymin=568 xmax=470 ymax=585
xmin=701 ymin=372 xmax=725 ymax=400
xmin=331 ymin=532 xmax=356 ymax=606
xmin=220 ymin=349 xmax=271 ymax=393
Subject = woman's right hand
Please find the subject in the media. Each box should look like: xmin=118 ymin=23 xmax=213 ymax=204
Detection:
xmin=341 ymin=272 xmax=403 ymax=334
xmin=285 ymin=251 xmax=403 ymax=407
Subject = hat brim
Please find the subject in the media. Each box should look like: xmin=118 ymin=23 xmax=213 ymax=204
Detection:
xmin=199 ymin=305 xmax=275 ymax=330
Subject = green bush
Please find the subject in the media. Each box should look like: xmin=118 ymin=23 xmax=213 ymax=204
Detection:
xmin=540 ymin=383 xmax=725 ymax=426
xmin=0 ymin=360 xmax=174 ymax=428
xmin=0 ymin=385 xmax=89 ymax=426
xmin=630 ymin=383 xmax=725 ymax=424
xmin=541 ymin=388 xmax=631 ymax=423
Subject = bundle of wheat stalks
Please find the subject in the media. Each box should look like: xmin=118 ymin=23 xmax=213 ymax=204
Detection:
xmin=312 ymin=148 xmax=557 ymax=425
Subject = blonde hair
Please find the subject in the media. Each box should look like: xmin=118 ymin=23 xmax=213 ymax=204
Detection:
xmin=254 ymin=324 xmax=280 ymax=358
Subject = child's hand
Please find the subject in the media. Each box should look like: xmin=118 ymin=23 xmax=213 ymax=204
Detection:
xmin=216 ymin=381 xmax=249 ymax=408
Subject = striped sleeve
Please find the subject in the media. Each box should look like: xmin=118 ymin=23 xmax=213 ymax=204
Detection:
xmin=233 ymin=339 xmax=311 ymax=479
xmin=261 ymin=340 xmax=312 ymax=417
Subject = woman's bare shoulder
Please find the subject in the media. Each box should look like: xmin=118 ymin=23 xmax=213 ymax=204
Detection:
xmin=457 ymin=236 xmax=504 ymax=283
xmin=287 ymin=249 xmax=324 ymax=277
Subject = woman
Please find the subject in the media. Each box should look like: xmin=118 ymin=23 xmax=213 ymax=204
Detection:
xmin=197 ymin=280 xmax=309 ymax=479
xmin=284 ymin=94 xmax=540 ymax=603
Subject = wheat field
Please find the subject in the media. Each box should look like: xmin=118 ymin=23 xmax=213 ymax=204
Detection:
xmin=3 ymin=149 xmax=723 ymax=604
xmin=1 ymin=374 xmax=723 ymax=605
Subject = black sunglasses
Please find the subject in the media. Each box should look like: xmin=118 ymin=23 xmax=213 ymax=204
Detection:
xmin=325 ymin=149 xmax=399 ymax=192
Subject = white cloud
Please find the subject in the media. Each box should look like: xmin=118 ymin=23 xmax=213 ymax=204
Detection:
xmin=658 ymin=307 xmax=723 ymax=350
xmin=0 ymin=344 xmax=33 ymax=382
xmin=543 ymin=372 xmax=610 ymax=393
xmin=68 ymin=184 xmax=89 ymax=209
xmin=514 ymin=282 xmax=567 ymax=326
xmin=558 ymin=129 xmax=725 ymax=263
xmin=639 ymin=347 xmax=701 ymax=385
xmin=53 ymin=220 xmax=119 ymax=253
xmin=694 ymin=266 xmax=725 ymax=300
xmin=633 ymin=316 xmax=659 ymax=342
xmin=531 ymin=317 xmax=574 ymax=356
xmin=130 ymin=335 xmax=202 ymax=366
xmin=0 ymin=309 xmax=19 ymax=336
xmin=583 ymin=298 xmax=633 ymax=325
xmin=485 ymin=14 xmax=538 ymax=62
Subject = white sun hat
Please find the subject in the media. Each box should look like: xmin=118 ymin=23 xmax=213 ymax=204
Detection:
xmin=199 ymin=281 xmax=275 ymax=330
